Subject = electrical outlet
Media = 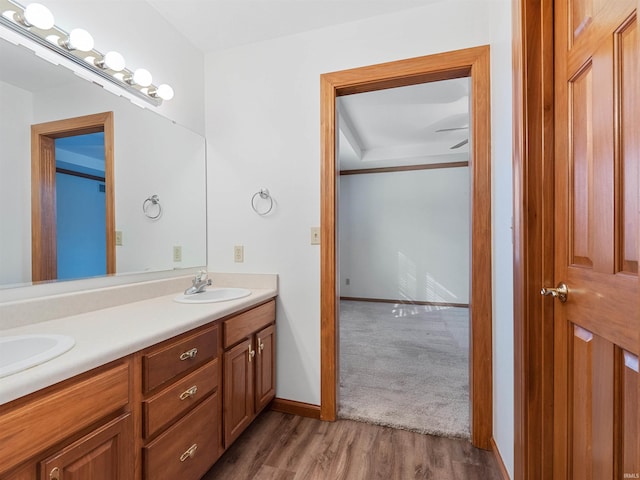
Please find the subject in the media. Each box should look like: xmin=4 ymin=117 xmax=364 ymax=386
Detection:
xmin=310 ymin=227 xmax=320 ymax=245
xmin=234 ymin=245 xmax=244 ymax=263
xmin=173 ymin=246 xmax=182 ymax=262
xmin=115 ymin=231 xmax=123 ymax=246
xmin=345 ymin=278 xmax=350 ymax=286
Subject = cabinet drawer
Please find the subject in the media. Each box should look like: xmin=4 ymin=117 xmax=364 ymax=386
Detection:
xmin=0 ymin=361 xmax=129 ymax=474
xmin=143 ymin=325 xmax=218 ymax=392
xmin=144 ymin=392 xmax=220 ymax=480
xmin=143 ymin=358 xmax=219 ymax=439
xmin=223 ymin=300 xmax=275 ymax=348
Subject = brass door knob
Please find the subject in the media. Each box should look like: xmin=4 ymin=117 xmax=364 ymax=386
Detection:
xmin=541 ymin=282 xmax=568 ymax=303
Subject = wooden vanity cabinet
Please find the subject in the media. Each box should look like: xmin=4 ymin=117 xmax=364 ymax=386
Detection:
xmin=223 ymin=300 xmax=276 ymax=447
xmin=0 ymin=361 xmax=132 ymax=480
xmin=140 ymin=324 xmax=222 ymax=480
xmin=39 ymin=413 xmax=132 ymax=480
xmin=0 ymin=297 xmax=276 ymax=480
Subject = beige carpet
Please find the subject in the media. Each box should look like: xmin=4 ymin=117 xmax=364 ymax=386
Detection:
xmin=338 ymin=300 xmax=470 ymax=439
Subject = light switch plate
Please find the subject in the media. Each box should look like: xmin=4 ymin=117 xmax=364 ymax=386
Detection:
xmin=311 ymin=227 xmax=320 ymax=245
xmin=115 ymin=231 xmax=123 ymax=246
xmin=173 ymin=246 xmax=182 ymax=262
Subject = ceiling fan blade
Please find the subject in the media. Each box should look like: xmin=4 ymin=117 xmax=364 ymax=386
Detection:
xmin=435 ymin=126 xmax=469 ymax=133
xmin=450 ymin=139 xmax=469 ymax=149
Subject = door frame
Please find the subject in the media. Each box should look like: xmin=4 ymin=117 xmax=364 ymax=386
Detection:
xmin=512 ymin=0 xmax=556 ymax=477
xmin=31 ymin=111 xmax=115 ymax=282
xmin=319 ymin=45 xmax=493 ymax=449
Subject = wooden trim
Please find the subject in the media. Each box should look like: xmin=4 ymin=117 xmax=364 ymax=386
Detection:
xmin=320 ymin=71 xmax=338 ymax=423
xmin=491 ymin=437 xmax=512 ymax=480
xmin=270 ymin=398 xmax=321 ymax=420
xmin=340 ymin=160 xmax=469 ymax=176
xmin=320 ymin=45 xmax=493 ymax=450
xmin=31 ymin=134 xmax=57 ymax=282
xmin=340 ymin=296 xmax=469 ymax=309
xmin=512 ymin=0 xmax=555 ymax=478
xmin=103 ymin=113 xmax=115 ymax=275
xmin=31 ymin=112 xmax=116 ymax=281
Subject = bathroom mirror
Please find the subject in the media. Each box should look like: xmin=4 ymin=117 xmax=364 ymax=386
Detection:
xmin=0 ymin=34 xmax=207 ymax=289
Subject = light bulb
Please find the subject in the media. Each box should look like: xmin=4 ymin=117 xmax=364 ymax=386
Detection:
xmin=22 ymin=3 xmax=54 ymax=29
xmin=62 ymin=28 xmax=94 ymax=52
xmin=154 ymin=84 xmax=174 ymax=100
xmin=132 ymin=68 xmax=152 ymax=87
xmin=96 ymin=51 xmax=125 ymax=72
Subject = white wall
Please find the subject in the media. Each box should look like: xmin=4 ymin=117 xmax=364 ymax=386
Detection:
xmin=339 ymin=168 xmax=470 ymax=304
xmin=488 ymin=1 xmax=515 ymax=476
xmin=0 ymin=81 xmax=32 ymax=286
xmin=205 ymin=1 xmax=514 ymax=476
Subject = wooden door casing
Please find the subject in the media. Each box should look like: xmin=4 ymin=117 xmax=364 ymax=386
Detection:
xmin=553 ymin=0 xmax=640 ymax=477
xmin=320 ymin=46 xmax=493 ymax=449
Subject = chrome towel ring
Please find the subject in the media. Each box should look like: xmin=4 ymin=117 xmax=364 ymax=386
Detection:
xmin=251 ymin=188 xmax=273 ymax=216
xmin=143 ymin=194 xmax=162 ymax=219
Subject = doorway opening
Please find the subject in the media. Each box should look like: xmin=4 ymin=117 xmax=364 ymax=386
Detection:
xmin=337 ymin=78 xmax=472 ymax=437
xmin=31 ymin=111 xmax=114 ymax=283
xmin=55 ymin=132 xmax=107 ymax=280
xmin=320 ymin=46 xmax=493 ymax=449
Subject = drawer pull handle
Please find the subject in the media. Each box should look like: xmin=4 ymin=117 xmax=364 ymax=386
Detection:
xmin=248 ymin=344 xmax=256 ymax=362
xmin=49 ymin=467 xmax=60 ymax=480
xmin=258 ymin=338 xmax=265 ymax=354
xmin=179 ymin=385 xmax=198 ymax=400
xmin=180 ymin=443 xmax=198 ymax=462
xmin=179 ymin=348 xmax=198 ymax=361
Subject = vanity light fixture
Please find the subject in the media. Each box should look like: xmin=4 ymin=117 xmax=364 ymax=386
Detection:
xmin=0 ymin=0 xmax=174 ymax=105
xmin=59 ymin=27 xmax=94 ymax=51
xmin=94 ymin=50 xmax=125 ymax=72
xmin=125 ymin=67 xmax=153 ymax=87
xmin=14 ymin=2 xmax=53 ymax=29
xmin=149 ymin=84 xmax=174 ymax=101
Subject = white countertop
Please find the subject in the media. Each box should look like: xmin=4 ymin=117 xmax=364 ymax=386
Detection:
xmin=0 ymin=287 xmax=277 ymax=405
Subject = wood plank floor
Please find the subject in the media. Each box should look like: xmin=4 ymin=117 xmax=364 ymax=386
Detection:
xmin=202 ymin=411 xmax=503 ymax=480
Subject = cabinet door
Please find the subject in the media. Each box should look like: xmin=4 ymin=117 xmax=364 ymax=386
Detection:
xmin=255 ymin=324 xmax=276 ymax=412
xmin=40 ymin=413 xmax=133 ymax=480
xmin=223 ymin=338 xmax=254 ymax=447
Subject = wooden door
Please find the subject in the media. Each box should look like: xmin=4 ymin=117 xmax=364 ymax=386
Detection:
xmin=553 ymin=0 xmax=640 ymax=477
xmin=39 ymin=413 xmax=133 ymax=480
xmin=223 ymin=338 xmax=254 ymax=447
xmin=255 ymin=324 xmax=276 ymax=412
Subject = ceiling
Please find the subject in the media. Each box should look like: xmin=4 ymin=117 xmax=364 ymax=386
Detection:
xmin=144 ymin=0 xmax=436 ymax=53
xmin=337 ymin=78 xmax=470 ymax=171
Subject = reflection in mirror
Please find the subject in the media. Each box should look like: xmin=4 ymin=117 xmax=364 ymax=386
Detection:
xmin=56 ymin=131 xmax=107 ymax=280
xmin=0 ymin=34 xmax=207 ymax=289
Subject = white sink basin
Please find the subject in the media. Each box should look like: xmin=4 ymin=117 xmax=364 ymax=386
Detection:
xmin=0 ymin=334 xmax=75 ymax=378
xmin=174 ymin=287 xmax=251 ymax=304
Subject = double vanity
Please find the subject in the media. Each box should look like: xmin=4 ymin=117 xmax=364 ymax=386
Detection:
xmin=0 ymin=274 xmax=278 ymax=480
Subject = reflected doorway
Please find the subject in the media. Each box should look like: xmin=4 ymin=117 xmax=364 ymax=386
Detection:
xmin=55 ymin=132 xmax=106 ymax=280
xmin=31 ymin=111 xmax=114 ymax=282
